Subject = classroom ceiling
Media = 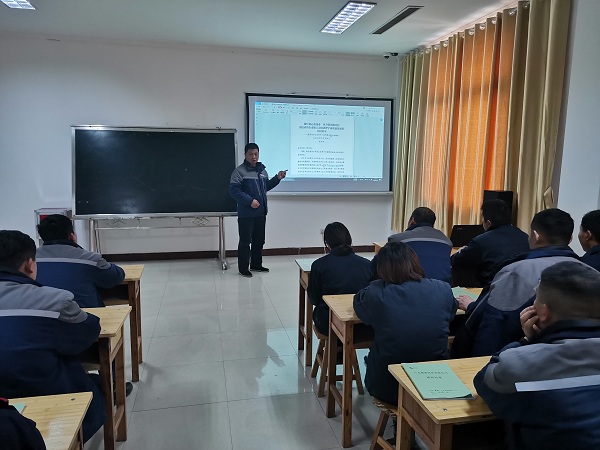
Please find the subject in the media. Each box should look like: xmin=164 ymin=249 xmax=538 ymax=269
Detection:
xmin=0 ymin=0 xmax=515 ymax=56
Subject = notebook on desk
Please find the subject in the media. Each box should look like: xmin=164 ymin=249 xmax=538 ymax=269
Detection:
xmin=450 ymin=225 xmax=485 ymax=247
xmin=402 ymin=363 xmax=475 ymax=400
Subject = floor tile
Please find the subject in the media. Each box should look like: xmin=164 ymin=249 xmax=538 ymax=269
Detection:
xmin=145 ymin=333 xmax=223 ymax=366
xmin=218 ymin=308 xmax=284 ymax=332
xmin=221 ymin=329 xmax=296 ymax=361
xmin=224 ymin=355 xmax=314 ymax=401
xmin=133 ymin=361 xmax=227 ymax=411
xmin=153 ymin=310 xmax=221 ymax=336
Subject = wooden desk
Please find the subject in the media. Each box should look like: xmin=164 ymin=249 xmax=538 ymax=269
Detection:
xmin=83 ymin=306 xmax=131 ymax=450
xmin=101 ymin=264 xmax=144 ymax=381
xmin=295 ymin=258 xmax=316 ymax=366
xmin=10 ymin=392 xmax=93 ymax=450
xmin=323 ymin=294 xmax=373 ymax=448
xmin=389 ymin=356 xmax=494 ymax=450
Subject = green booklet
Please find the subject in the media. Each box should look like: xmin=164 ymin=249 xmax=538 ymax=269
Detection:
xmin=402 ymin=363 xmax=475 ymax=400
xmin=11 ymin=402 xmax=26 ymax=414
xmin=451 ymin=287 xmax=479 ymax=300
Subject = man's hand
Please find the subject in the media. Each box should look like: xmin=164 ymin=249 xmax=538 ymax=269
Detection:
xmin=277 ymin=170 xmax=287 ymax=180
xmin=520 ymin=305 xmax=541 ymax=340
xmin=251 ymin=199 xmax=260 ymax=209
xmin=456 ymin=294 xmax=474 ymax=311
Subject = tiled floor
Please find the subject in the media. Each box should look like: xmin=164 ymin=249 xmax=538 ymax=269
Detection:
xmin=84 ymin=254 xmax=392 ymax=450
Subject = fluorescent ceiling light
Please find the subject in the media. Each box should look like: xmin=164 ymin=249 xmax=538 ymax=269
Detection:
xmin=321 ymin=2 xmax=376 ymax=35
xmin=2 ymin=0 xmax=35 ymax=9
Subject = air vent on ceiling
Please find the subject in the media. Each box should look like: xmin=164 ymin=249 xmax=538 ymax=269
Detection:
xmin=372 ymin=5 xmax=423 ymax=34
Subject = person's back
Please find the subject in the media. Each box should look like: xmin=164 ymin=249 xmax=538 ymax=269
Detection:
xmin=452 ymin=200 xmax=529 ymax=286
xmin=387 ymin=207 xmax=452 ymax=283
xmin=308 ymin=222 xmax=371 ymax=335
xmin=0 ymin=230 xmax=106 ymax=442
xmin=453 ymin=209 xmax=586 ymax=357
xmin=35 ymin=215 xmax=124 ymax=308
xmin=0 ymin=399 xmax=46 ymax=450
xmin=475 ymin=262 xmax=600 ymax=450
xmin=579 ymin=210 xmax=600 ymax=271
xmin=354 ymin=242 xmax=456 ymax=405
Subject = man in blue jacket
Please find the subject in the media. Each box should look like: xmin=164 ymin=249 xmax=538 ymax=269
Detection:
xmin=0 ymin=230 xmax=105 ymax=442
xmin=578 ymin=209 xmax=600 ymax=271
xmin=229 ymin=143 xmax=286 ymax=277
xmin=474 ymin=262 xmax=600 ymax=450
xmin=451 ymin=199 xmax=529 ymax=286
xmin=36 ymin=214 xmax=125 ymax=308
xmin=452 ymin=208 xmax=588 ymax=357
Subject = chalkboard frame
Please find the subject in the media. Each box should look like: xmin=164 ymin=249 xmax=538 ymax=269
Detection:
xmin=71 ymin=126 xmax=239 ymax=219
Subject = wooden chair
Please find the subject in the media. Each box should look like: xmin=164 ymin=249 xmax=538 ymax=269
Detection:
xmin=370 ymin=398 xmax=398 ymax=450
xmin=310 ymin=328 xmax=365 ymax=397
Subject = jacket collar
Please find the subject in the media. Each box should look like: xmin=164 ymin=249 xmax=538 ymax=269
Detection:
xmin=330 ymin=246 xmax=354 ymax=257
xmin=524 ymin=245 xmax=579 ymax=260
xmin=243 ymin=160 xmax=265 ymax=172
xmin=406 ymin=223 xmax=434 ymax=231
xmin=587 ymin=244 xmax=600 ymax=256
xmin=0 ymin=266 xmax=42 ymax=287
xmin=530 ymin=319 xmax=600 ymax=344
xmin=41 ymin=239 xmax=83 ymax=249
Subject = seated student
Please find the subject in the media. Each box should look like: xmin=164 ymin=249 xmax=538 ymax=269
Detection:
xmin=36 ymin=214 xmax=125 ymax=308
xmin=354 ymin=241 xmax=456 ymax=405
xmin=474 ymin=262 xmax=600 ymax=450
xmin=578 ymin=209 xmax=600 ymax=271
xmin=452 ymin=208 xmax=588 ymax=358
xmin=383 ymin=207 xmax=452 ymax=283
xmin=0 ymin=230 xmax=105 ymax=442
xmin=0 ymin=398 xmax=46 ymax=450
xmin=308 ymin=222 xmax=371 ymax=336
xmin=451 ymin=199 xmax=529 ymax=286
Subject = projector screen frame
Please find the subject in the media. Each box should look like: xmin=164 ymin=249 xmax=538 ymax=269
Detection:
xmin=246 ymin=93 xmax=394 ymax=195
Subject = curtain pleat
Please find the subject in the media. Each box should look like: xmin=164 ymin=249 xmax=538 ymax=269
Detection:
xmin=390 ymin=0 xmax=571 ymax=234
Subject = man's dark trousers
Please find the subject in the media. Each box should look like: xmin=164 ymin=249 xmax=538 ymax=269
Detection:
xmin=238 ymin=216 xmax=266 ymax=271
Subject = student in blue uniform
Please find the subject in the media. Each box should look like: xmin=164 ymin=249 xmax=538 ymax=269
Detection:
xmin=354 ymin=241 xmax=456 ymax=405
xmin=0 ymin=230 xmax=105 ymax=442
xmin=36 ymin=214 xmax=125 ymax=308
xmin=308 ymin=222 xmax=371 ymax=336
xmin=578 ymin=209 xmax=600 ymax=271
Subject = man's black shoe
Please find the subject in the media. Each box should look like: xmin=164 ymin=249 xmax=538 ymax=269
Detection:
xmin=250 ymin=266 xmax=269 ymax=272
xmin=126 ymin=381 xmax=134 ymax=397
xmin=239 ymin=270 xmax=253 ymax=277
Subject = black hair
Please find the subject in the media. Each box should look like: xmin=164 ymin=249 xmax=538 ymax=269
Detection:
xmin=323 ymin=222 xmax=352 ymax=249
xmin=37 ymin=214 xmax=74 ymax=242
xmin=377 ymin=241 xmax=425 ymax=284
xmin=581 ymin=210 xmax=600 ymax=241
xmin=481 ymin=199 xmax=511 ymax=227
xmin=244 ymin=143 xmax=259 ymax=153
xmin=530 ymin=208 xmax=573 ymax=246
xmin=0 ymin=230 xmax=36 ymax=270
xmin=410 ymin=207 xmax=436 ymax=226
xmin=538 ymin=261 xmax=600 ymax=320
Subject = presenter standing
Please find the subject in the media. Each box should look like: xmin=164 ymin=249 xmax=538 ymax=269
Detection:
xmin=229 ymin=143 xmax=287 ymax=277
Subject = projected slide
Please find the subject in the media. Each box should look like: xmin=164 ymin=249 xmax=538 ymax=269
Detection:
xmin=248 ymin=94 xmax=393 ymax=193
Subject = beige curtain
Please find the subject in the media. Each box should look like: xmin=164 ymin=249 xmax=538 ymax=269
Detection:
xmin=392 ymin=0 xmax=571 ymax=235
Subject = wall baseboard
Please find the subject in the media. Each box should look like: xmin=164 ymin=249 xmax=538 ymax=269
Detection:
xmin=105 ymin=245 xmax=375 ymax=262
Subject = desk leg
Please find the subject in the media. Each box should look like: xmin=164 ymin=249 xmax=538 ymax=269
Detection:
xmin=114 ymin=338 xmax=128 ymax=442
xmin=326 ymin=310 xmax=337 ymax=418
xmin=304 ymin=294 xmax=313 ymax=366
xmin=298 ymin=278 xmax=305 ymax=351
xmin=396 ymin=387 xmax=415 ymax=450
xmin=341 ymin=322 xmax=353 ymax=448
xmin=99 ymin=338 xmax=116 ymax=450
xmin=434 ymin=425 xmax=453 ymax=450
xmin=128 ymin=280 xmax=142 ymax=381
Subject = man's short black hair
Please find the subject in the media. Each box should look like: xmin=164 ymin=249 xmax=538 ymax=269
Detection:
xmin=0 ymin=230 xmax=36 ymax=270
xmin=410 ymin=207 xmax=436 ymax=226
xmin=323 ymin=222 xmax=352 ymax=249
xmin=581 ymin=210 xmax=600 ymax=241
xmin=530 ymin=208 xmax=573 ymax=246
xmin=481 ymin=199 xmax=511 ymax=227
xmin=538 ymin=261 xmax=600 ymax=320
xmin=244 ymin=143 xmax=259 ymax=153
xmin=37 ymin=214 xmax=74 ymax=242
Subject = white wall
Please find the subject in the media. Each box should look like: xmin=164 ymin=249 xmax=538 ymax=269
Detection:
xmin=0 ymin=38 xmax=398 ymax=254
xmin=557 ymin=0 xmax=600 ymax=255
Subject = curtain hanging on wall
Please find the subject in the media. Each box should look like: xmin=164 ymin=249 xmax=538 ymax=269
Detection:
xmin=391 ymin=0 xmax=571 ymax=234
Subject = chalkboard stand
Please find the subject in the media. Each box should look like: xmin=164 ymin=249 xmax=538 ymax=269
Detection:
xmin=88 ymin=214 xmax=233 ymax=270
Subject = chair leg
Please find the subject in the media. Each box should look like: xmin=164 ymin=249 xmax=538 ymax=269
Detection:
xmin=317 ymin=337 xmax=329 ymax=397
xmin=311 ymin=338 xmax=324 ymax=378
xmin=353 ymin=351 xmax=365 ymax=395
xmin=370 ymin=411 xmax=389 ymax=450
